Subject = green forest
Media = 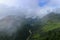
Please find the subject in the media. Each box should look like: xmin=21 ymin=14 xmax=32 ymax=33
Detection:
xmin=29 ymin=13 xmax=60 ymax=40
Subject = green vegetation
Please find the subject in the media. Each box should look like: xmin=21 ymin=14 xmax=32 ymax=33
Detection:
xmin=29 ymin=20 xmax=60 ymax=40
xmin=42 ymin=20 xmax=60 ymax=32
xmin=29 ymin=13 xmax=60 ymax=40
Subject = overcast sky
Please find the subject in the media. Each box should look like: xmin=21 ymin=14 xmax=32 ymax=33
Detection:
xmin=0 ymin=0 xmax=60 ymax=18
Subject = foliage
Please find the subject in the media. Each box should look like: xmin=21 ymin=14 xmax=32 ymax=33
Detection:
xmin=42 ymin=20 xmax=60 ymax=32
xmin=29 ymin=20 xmax=60 ymax=40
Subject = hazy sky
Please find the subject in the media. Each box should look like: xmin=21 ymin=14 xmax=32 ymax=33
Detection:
xmin=0 ymin=0 xmax=60 ymax=7
xmin=0 ymin=0 xmax=60 ymax=18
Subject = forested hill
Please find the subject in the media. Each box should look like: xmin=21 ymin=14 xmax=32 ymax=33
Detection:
xmin=29 ymin=12 xmax=60 ymax=40
xmin=41 ymin=12 xmax=60 ymax=24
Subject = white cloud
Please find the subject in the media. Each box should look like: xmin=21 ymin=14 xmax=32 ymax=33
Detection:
xmin=37 ymin=0 xmax=60 ymax=17
xmin=0 ymin=0 xmax=18 ymax=7
xmin=0 ymin=0 xmax=60 ymax=18
xmin=0 ymin=0 xmax=39 ymax=8
xmin=45 ymin=0 xmax=60 ymax=7
xmin=0 ymin=0 xmax=40 ymax=18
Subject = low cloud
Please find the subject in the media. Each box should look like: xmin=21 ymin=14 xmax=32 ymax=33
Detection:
xmin=0 ymin=0 xmax=60 ymax=18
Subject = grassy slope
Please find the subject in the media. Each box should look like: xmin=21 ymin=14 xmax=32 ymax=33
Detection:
xmin=29 ymin=13 xmax=60 ymax=40
xmin=29 ymin=20 xmax=60 ymax=40
xmin=42 ymin=20 xmax=60 ymax=32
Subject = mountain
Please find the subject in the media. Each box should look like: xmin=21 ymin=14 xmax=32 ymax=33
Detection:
xmin=40 ymin=12 xmax=60 ymax=40
xmin=29 ymin=11 xmax=60 ymax=40
xmin=0 ymin=15 xmax=30 ymax=40
xmin=41 ymin=12 xmax=60 ymax=24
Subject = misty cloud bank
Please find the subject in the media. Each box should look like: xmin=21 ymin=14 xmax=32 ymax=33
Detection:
xmin=0 ymin=0 xmax=60 ymax=19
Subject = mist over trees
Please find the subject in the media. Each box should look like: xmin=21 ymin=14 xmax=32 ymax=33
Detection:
xmin=29 ymin=8 xmax=60 ymax=40
xmin=0 ymin=3 xmax=60 ymax=40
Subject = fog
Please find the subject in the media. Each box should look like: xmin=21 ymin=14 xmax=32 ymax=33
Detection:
xmin=0 ymin=0 xmax=60 ymax=19
xmin=0 ymin=0 xmax=54 ymax=19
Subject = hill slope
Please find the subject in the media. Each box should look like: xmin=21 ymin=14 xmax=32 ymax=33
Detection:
xmin=29 ymin=12 xmax=60 ymax=40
